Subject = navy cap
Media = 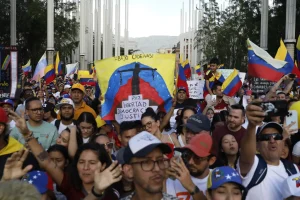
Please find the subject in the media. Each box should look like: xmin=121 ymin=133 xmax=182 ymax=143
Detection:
xmin=184 ymin=114 xmax=211 ymax=133
xmin=43 ymin=102 xmax=55 ymax=113
xmin=0 ymin=99 xmax=14 ymax=107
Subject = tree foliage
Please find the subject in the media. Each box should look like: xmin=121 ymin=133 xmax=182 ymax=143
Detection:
xmin=0 ymin=0 xmax=79 ymax=67
xmin=196 ymin=0 xmax=300 ymax=71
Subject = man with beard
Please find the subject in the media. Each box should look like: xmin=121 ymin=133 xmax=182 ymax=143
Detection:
xmin=11 ymin=97 xmax=58 ymax=150
xmin=211 ymin=104 xmax=246 ymax=155
xmin=166 ymin=133 xmax=216 ymax=200
xmin=54 ymin=98 xmax=76 ymax=134
xmin=121 ymin=131 xmax=179 ymax=200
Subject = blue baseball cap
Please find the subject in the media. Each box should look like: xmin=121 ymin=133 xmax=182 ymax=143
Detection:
xmin=22 ymin=170 xmax=54 ymax=194
xmin=0 ymin=99 xmax=14 ymax=107
xmin=207 ymin=166 xmax=245 ymax=190
xmin=184 ymin=114 xmax=211 ymax=133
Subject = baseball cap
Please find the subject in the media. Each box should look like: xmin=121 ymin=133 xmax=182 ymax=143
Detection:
xmin=0 ymin=107 xmax=8 ymax=124
xmin=55 ymin=98 xmax=75 ymax=110
xmin=281 ymin=173 xmax=300 ymax=198
xmin=0 ymin=99 xmax=14 ymax=107
xmin=181 ymin=133 xmax=212 ymax=157
xmin=64 ymin=84 xmax=71 ymax=89
xmin=256 ymin=122 xmax=283 ymax=136
xmin=71 ymin=83 xmax=85 ymax=93
xmin=116 ymin=147 xmax=126 ymax=165
xmin=177 ymin=87 xmax=187 ymax=92
xmin=123 ymin=131 xmax=172 ymax=164
xmin=43 ymin=102 xmax=55 ymax=112
xmin=22 ymin=170 xmax=54 ymax=194
xmin=207 ymin=166 xmax=245 ymax=190
xmin=184 ymin=114 xmax=211 ymax=133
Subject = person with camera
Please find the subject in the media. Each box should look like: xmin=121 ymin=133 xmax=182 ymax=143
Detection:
xmin=238 ymin=103 xmax=299 ymax=200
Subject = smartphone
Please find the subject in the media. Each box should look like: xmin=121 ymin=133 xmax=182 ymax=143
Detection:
xmin=286 ymin=110 xmax=298 ymax=134
xmin=252 ymin=100 xmax=288 ymax=117
xmin=211 ymin=95 xmax=217 ymax=102
xmin=169 ymin=151 xmax=182 ymax=180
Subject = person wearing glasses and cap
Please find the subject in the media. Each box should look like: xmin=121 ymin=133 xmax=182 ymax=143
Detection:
xmin=238 ymin=104 xmax=299 ymax=200
xmin=121 ymin=131 xmax=179 ymax=200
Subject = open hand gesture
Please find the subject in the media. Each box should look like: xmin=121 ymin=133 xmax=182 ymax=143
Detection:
xmin=93 ymin=161 xmax=122 ymax=193
xmin=8 ymin=110 xmax=30 ymax=136
xmin=2 ymin=149 xmax=32 ymax=181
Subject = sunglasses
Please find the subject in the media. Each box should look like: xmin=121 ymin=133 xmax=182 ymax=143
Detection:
xmin=101 ymin=142 xmax=114 ymax=149
xmin=257 ymin=133 xmax=283 ymax=142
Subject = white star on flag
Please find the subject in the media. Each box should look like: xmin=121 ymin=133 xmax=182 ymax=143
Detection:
xmin=226 ymin=174 xmax=232 ymax=180
xmin=28 ymin=180 xmax=33 ymax=184
xmin=232 ymin=172 xmax=236 ymax=177
xmin=33 ymin=175 xmax=37 ymax=179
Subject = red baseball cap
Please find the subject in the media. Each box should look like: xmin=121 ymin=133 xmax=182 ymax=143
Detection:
xmin=183 ymin=133 xmax=212 ymax=157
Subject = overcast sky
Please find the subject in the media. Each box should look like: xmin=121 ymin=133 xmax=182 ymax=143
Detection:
xmin=121 ymin=0 xmax=230 ymax=38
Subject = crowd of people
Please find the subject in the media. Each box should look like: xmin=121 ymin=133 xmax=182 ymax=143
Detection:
xmin=0 ymin=58 xmax=300 ymax=200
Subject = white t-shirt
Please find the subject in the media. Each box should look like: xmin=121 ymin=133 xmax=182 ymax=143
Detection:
xmin=237 ymin=156 xmax=299 ymax=200
xmin=292 ymin=141 xmax=300 ymax=157
xmin=166 ymin=172 xmax=210 ymax=200
xmin=57 ymin=122 xmax=74 ymax=134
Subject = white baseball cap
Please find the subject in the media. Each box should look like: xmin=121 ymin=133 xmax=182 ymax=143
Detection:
xmin=55 ymin=98 xmax=75 ymax=110
xmin=282 ymin=173 xmax=300 ymax=198
xmin=64 ymin=85 xmax=71 ymax=89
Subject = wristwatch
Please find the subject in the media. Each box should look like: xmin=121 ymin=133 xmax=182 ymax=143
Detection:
xmin=189 ymin=185 xmax=200 ymax=195
xmin=92 ymin=186 xmax=104 ymax=198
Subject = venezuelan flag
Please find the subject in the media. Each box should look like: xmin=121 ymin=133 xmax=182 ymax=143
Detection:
xmin=182 ymin=59 xmax=191 ymax=79
xmin=55 ymin=52 xmax=62 ymax=75
xmin=33 ymin=52 xmax=47 ymax=81
xmin=44 ymin=64 xmax=56 ymax=84
xmin=78 ymin=70 xmax=96 ymax=86
xmin=22 ymin=59 xmax=31 ymax=75
xmin=195 ymin=65 xmax=201 ymax=75
xmin=177 ymin=63 xmax=189 ymax=96
xmin=221 ymin=69 xmax=242 ymax=97
xmin=218 ymin=64 xmax=224 ymax=69
xmin=2 ymin=55 xmax=10 ymax=70
xmin=248 ymin=39 xmax=291 ymax=82
xmin=203 ymin=70 xmax=225 ymax=98
xmin=297 ymin=35 xmax=300 ymax=67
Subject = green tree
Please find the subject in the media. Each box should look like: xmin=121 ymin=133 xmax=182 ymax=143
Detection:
xmin=0 ymin=0 xmax=79 ymax=68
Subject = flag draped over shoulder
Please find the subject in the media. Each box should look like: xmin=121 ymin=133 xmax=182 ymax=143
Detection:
xmin=78 ymin=70 xmax=96 ymax=86
xmin=194 ymin=65 xmax=201 ymax=75
xmin=203 ymin=70 xmax=225 ymax=98
xmin=182 ymin=59 xmax=191 ymax=79
xmin=247 ymin=39 xmax=291 ymax=82
xmin=221 ymin=69 xmax=242 ymax=97
xmin=55 ymin=52 xmax=62 ymax=75
xmin=95 ymin=54 xmax=175 ymax=121
xmin=22 ymin=60 xmax=31 ymax=75
xmin=32 ymin=52 xmax=47 ymax=81
xmin=275 ymin=39 xmax=300 ymax=81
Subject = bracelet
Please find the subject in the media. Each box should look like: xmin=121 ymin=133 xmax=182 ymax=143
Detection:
xmin=24 ymin=132 xmax=34 ymax=143
xmin=91 ymin=186 xmax=104 ymax=198
xmin=189 ymin=185 xmax=200 ymax=195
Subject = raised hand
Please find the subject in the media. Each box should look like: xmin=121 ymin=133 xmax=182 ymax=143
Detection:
xmin=8 ymin=110 xmax=31 ymax=136
xmin=2 ymin=149 xmax=33 ymax=181
xmin=246 ymin=102 xmax=266 ymax=126
xmin=93 ymin=161 xmax=122 ymax=193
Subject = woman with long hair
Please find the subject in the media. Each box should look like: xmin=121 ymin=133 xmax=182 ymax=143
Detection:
xmin=9 ymin=110 xmax=123 ymax=200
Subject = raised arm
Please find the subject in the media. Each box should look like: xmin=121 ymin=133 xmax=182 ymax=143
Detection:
xmin=160 ymin=99 xmax=176 ymax=132
xmin=205 ymin=80 xmax=213 ymax=95
xmin=265 ymin=75 xmax=288 ymax=100
xmin=239 ymin=103 xmax=265 ymax=176
xmin=8 ymin=110 xmax=64 ymax=186
xmin=68 ymin=125 xmax=78 ymax=159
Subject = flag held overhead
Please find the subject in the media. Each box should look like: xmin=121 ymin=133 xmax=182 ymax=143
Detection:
xmin=221 ymin=69 xmax=242 ymax=97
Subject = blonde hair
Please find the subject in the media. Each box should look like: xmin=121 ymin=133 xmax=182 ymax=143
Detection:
xmin=0 ymin=180 xmax=41 ymax=200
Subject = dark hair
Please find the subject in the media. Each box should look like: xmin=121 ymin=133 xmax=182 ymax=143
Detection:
xmin=230 ymin=104 xmax=245 ymax=117
xmin=77 ymin=112 xmax=97 ymax=131
xmin=211 ymin=113 xmax=226 ymax=132
xmin=141 ymin=107 xmax=159 ymax=121
xmin=70 ymin=143 xmax=112 ymax=190
xmin=212 ymin=83 xmax=222 ymax=91
xmin=25 ymin=97 xmax=41 ymax=110
xmin=217 ymin=134 xmax=239 ymax=168
xmin=47 ymin=144 xmax=69 ymax=163
xmin=120 ymin=121 xmax=138 ymax=136
xmin=157 ymin=111 xmax=171 ymax=130
xmin=209 ymin=57 xmax=219 ymax=65
xmin=176 ymin=106 xmax=197 ymax=135
xmin=91 ymin=98 xmax=101 ymax=115
xmin=89 ymin=133 xmax=109 ymax=143
xmin=24 ymin=82 xmax=32 ymax=87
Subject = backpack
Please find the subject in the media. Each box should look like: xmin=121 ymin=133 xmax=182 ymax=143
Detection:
xmin=242 ymin=154 xmax=298 ymax=199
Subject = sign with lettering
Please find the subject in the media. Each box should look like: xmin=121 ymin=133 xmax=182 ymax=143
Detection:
xmin=187 ymin=80 xmax=204 ymax=99
xmin=252 ymin=77 xmax=274 ymax=94
xmin=115 ymin=94 xmax=158 ymax=123
xmin=0 ymin=46 xmax=21 ymax=100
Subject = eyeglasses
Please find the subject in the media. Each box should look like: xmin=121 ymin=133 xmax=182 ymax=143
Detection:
xmin=100 ymin=142 xmax=114 ymax=149
xmin=130 ymin=158 xmax=170 ymax=172
xmin=182 ymin=150 xmax=210 ymax=164
xmin=142 ymin=121 xmax=154 ymax=130
xmin=28 ymin=108 xmax=44 ymax=113
xmin=257 ymin=133 xmax=283 ymax=142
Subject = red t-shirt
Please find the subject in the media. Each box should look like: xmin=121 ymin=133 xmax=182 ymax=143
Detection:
xmin=57 ymin=172 xmax=119 ymax=200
